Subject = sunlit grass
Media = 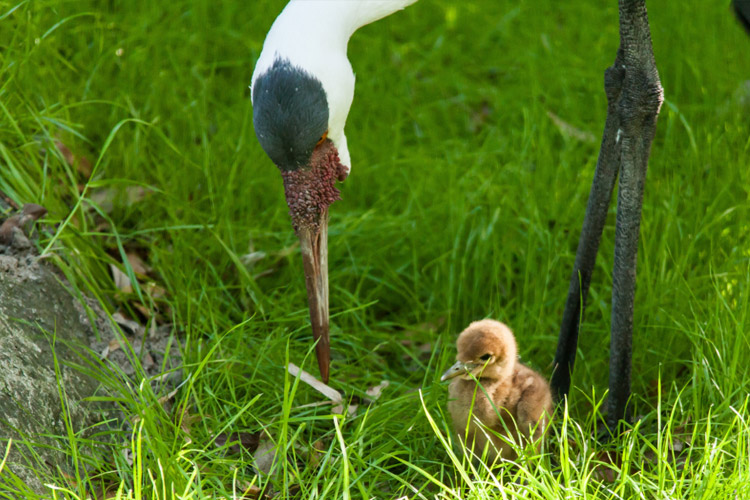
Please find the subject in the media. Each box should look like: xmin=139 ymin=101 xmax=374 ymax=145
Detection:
xmin=1 ymin=0 xmax=749 ymax=497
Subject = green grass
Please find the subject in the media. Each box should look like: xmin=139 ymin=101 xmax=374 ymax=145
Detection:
xmin=1 ymin=0 xmax=750 ymax=497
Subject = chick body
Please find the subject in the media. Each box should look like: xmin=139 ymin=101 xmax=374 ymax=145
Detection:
xmin=443 ymin=320 xmax=552 ymax=461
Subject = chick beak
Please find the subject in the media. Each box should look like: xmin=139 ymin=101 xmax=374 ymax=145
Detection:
xmin=441 ymin=360 xmax=474 ymax=382
xmin=297 ymin=212 xmax=330 ymax=383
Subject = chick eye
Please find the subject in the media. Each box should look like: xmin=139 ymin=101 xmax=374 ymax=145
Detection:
xmin=479 ymin=354 xmax=492 ymax=361
xmin=316 ymin=130 xmax=328 ymax=146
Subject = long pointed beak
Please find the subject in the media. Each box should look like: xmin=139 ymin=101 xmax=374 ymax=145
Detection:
xmin=297 ymin=209 xmax=330 ymax=383
xmin=441 ymin=360 xmax=473 ymax=382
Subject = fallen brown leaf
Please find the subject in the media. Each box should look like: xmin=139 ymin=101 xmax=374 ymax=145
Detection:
xmin=253 ymin=433 xmax=276 ymax=475
xmin=21 ymin=203 xmax=47 ymax=221
xmin=0 ymin=219 xmax=21 ymax=245
xmin=241 ymin=251 xmax=267 ymax=268
xmin=110 ymin=264 xmax=133 ymax=293
xmin=156 ymin=383 xmax=182 ymax=407
xmin=145 ymin=282 xmax=166 ymax=299
xmin=287 ymin=363 xmax=357 ymax=416
xmin=237 ymin=483 xmax=269 ymax=500
xmin=216 ymin=431 xmax=262 ymax=455
xmin=365 ymin=380 xmax=390 ymax=400
xmin=287 ymin=363 xmax=342 ymax=403
xmin=55 ymin=139 xmax=92 ymax=177
xmin=142 ymin=351 xmax=155 ymax=371
xmin=126 ymin=252 xmax=151 ymax=275
xmin=333 ymin=403 xmax=358 ymax=417
xmin=0 ymin=203 xmax=48 ymax=244
xmin=99 ymin=337 xmax=123 ymax=359
xmin=591 ymin=450 xmax=620 ymax=483
xmin=132 ymin=303 xmax=153 ymax=321
xmin=111 ymin=311 xmax=141 ymax=335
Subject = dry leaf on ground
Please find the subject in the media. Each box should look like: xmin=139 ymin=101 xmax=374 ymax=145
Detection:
xmin=126 ymin=252 xmax=151 ymax=275
xmin=110 ymin=264 xmax=132 ymax=293
xmin=236 ymin=483 xmax=269 ymax=500
xmin=591 ymin=450 xmax=620 ymax=483
xmin=215 ymin=431 xmax=262 ymax=455
xmin=365 ymin=380 xmax=389 ymax=400
xmin=287 ymin=363 xmax=342 ymax=403
xmin=54 ymin=139 xmax=92 ymax=177
xmin=0 ymin=204 xmax=47 ymax=244
xmin=287 ymin=363 xmax=356 ymax=416
xmin=253 ymin=433 xmax=277 ymax=475
xmin=111 ymin=312 xmax=141 ymax=335
xmin=241 ymin=251 xmax=267 ymax=268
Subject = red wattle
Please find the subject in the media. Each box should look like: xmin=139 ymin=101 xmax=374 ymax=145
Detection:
xmin=281 ymin=141 xmax=347 ymax=230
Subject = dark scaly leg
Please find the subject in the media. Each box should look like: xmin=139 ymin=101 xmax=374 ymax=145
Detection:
xmin=551 ymin=63 xmax=624 ymax=403
xmin=552 ymin=0 xmax=663 ymax=430
xmin=606 ymin=0 xmax=663 ymax=428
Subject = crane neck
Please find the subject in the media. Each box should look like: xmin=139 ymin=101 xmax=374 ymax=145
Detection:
xmin=274 ymin=0 xmax=416 ymax=50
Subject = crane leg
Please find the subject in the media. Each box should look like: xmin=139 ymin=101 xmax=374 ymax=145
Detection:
xmin=551 ymin=64 xmax=623 ymax=404
xmin=552 ymin=0 xmax=663 ymax=431
xmin=606 ymin=0 xmax=663 ymax=428
xmin=734 ymin=0 xmax=750 ymax=33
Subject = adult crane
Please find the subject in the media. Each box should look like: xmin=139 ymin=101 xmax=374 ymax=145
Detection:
xmin=251 ymin=0 xmax=418 ymax=383
xmin=250 ymin=0 xmax=670 ymax=428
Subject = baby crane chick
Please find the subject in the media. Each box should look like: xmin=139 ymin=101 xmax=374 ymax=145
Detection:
xmin=442 ymin=319 xmax=553 ymax=461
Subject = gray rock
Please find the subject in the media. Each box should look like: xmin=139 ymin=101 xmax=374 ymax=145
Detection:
xmin=0 ymin=214 xmax=113 ymax=494
xmin=0 ymin=201 xmax=183 ymax=495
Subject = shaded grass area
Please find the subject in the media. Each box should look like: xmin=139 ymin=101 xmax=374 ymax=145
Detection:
xmin=1 ymin=0 xmax=749 ymax=497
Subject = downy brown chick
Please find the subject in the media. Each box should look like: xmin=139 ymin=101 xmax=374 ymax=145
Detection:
xmin=442 ymin=319 xmax=553 ymax=461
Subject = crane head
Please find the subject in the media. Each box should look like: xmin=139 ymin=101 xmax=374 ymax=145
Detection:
xmin=252 ymin=58 xmax=348 ymax=382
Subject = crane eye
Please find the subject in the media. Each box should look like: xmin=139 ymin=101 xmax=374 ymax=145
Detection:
xmin=316 ymin=130 xmax=328 ymax=146
xmin=479 ymin=354 xmax=492 ymax=361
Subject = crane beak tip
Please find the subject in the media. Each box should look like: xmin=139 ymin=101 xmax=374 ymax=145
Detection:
xmin=297 ymin=212 xmax=331 ymax=385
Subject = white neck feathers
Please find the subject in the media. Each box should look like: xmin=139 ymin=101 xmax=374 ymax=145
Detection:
xmin=252 ymin=0 xmax=417 ymax=172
